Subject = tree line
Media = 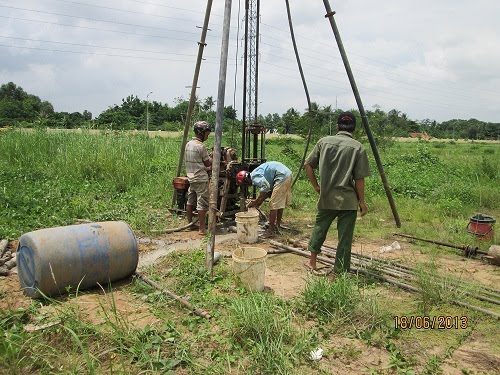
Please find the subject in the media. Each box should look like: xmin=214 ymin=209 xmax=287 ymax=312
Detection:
xmin=1 ymin=82 xmax=498 ymax=140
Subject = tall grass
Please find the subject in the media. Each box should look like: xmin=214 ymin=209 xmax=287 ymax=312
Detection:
xmin=1 ymin=129 xmax=499 ymax=242
xmin=0 ymin=129 xmax=180 ymax=237
xmin=227 ymin=293 xmax=306 ymax=374
xmin=414 ymin=261 xmax=470 ymax=314
xmin=0 ymin=288 xmax=187 ymax=374
xmin=301 ymin=273 xmax=359 ymax=323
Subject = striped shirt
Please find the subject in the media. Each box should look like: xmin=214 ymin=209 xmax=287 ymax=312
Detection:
xmin=185 ymin=138 xmax=210 ymax=182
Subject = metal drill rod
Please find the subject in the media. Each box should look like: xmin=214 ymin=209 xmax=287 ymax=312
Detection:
xmin=350 ymin=266 xmax=500 ymax=320
xmin=269 ymin=240 xmax=499 ymax=319
xmin=293 ymin=239 xmax=415 ymax=273
xmin=299 ymin=243 xmax=500 ymax=304
xmin=298 ymin=238 xmax=498 ymax=291
xmin=393 ymin=233 xmax=486 ymax=255
xmin=322 ymin=0 xmax=401 ymax=228
xmin=135 ymin=272 xmax=211 ymax=319
xmin=276 ymin=240 xmax=500 ymax=305
xmin=293 ymin=239 xmax=415 ymax=274
xmin=293 ymin=239 xmax=500 ymax=300
xmin=312 ymin=245 xmax=413 ymax=279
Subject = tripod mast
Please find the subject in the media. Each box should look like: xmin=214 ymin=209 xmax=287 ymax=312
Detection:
xmin=242 ymin=0 xmax=265 ymax=164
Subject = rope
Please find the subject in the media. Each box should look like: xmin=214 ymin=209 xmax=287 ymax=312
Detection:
xmin=284 ymin=0 xmax=315 ymax=187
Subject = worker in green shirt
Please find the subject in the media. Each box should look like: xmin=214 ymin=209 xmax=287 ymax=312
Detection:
xmin=303 ymin=111 xmax=371 ymax=273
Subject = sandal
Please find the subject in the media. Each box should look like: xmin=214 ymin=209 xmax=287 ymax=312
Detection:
xmin=303 ymin=262 xmax=331 ymax=276
xmin=260 ymin=229 xmax=277 ymax=239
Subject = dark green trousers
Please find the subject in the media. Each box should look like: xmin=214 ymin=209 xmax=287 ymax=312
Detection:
xmin=308 ymin=209 xmax=357 ymax=273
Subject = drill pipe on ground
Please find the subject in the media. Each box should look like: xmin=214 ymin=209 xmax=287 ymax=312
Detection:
xmin=293 ymin=239 xmax=500 ymax=300
xmin=266 ymin=249 xmax=291 ymax=254
xmin=393 ymin=233 xmax=486 ymax=256
xmin=0 ymin=239 xmax=8 ymax=257
xmin=298 ymin=239 xmax=500 ymax=304
xmin=270 ymin=240 xmax=500 ymax=320
xmin=305 ymin=242 xmax=500 ymax=303
xmin=134 ymin=272 xmax=211 ymax=319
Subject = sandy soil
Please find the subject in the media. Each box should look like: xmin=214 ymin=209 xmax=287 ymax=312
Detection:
xmin=1 ymin=228 xmax=499 ymax=374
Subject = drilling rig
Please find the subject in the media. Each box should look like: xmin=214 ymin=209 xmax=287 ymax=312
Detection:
xmin=172 ymin=0 xmax=401 ymax=231
xmin=172 ymin=0 xmax=266 ymax=222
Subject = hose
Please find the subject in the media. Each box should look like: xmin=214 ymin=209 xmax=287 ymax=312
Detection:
xmin=150 ymin=217 xmax=199 ymax=234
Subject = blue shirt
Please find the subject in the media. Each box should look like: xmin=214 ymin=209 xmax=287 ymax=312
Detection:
xmin=250 ymin=161 xmax=292 ymax=193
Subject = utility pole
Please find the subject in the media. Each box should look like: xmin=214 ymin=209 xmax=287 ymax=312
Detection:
xmin=146 ymin=91 xmax=153 ymax=134
xmin=207 ymin=0 xmax=232 ymax=274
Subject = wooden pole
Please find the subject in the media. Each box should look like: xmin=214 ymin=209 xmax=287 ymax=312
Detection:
xmin=207 ymin=0 xmax=233 ymax=274
xmin=135 ymin=272 xmax=211 ymax=319
xmin=322 ymin=0 xmax=401 ymax=228
xmin=173 ymin=0 xmax=213 ymax=206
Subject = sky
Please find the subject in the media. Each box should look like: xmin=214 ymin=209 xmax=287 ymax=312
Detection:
xmin=1 ymin=0 xmax=500 ymax=123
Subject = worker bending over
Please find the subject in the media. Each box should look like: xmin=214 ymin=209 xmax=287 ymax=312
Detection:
xmin=236 ymin=161 xmax=292 ymax=238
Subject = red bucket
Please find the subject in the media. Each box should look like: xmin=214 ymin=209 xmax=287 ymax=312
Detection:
xmin=467 ymin=214 xmax=495 ymax=240
xmin=172 ymin=177 xmax=189 ymax=190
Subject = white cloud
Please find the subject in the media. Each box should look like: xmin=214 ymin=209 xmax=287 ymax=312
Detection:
xmin=1 ymin=0 xmax=499 ymax=122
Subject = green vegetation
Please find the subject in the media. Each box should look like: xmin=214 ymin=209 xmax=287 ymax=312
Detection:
xmin=1 ymin=129 xmax=498 ymax=242
xmin=0 ymin=129 xmax=499 ymax=374
xmin=2 ymin=81 xmax=500 ymax=140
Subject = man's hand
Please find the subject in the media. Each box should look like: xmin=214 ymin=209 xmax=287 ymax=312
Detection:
xmin=304 ymin=163 xmax=321 ymax=194
xmin=359 ymin=201 xmax=368 ymax=217
xmin=247 ymin=200 xmax=256 ymax=208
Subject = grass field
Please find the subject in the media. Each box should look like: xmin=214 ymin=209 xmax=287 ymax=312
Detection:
xmin=1 ymin=128 xmax=498 ymax=241
xmin=0 ymin=128 xmax=499 ymax=374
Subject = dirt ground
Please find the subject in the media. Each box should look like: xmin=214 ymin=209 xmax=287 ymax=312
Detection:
xmin=1 ymin=229 xmax=499 ymax=374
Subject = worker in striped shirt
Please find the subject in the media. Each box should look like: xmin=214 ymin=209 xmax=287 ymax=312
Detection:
xmin=185 ymin=121 xmax=212 ymax=235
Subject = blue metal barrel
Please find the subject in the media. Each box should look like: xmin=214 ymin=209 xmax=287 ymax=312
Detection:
xmin=17 ymin=221 xmax=138 ymax=298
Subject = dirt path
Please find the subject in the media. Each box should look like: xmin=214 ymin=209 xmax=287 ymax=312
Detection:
xmin=1 ymin=230 xmax=499 ymax=374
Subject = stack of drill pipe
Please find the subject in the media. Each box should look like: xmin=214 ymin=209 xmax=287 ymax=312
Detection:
xmin=291 ymin=238 xmax=500 ymax=305
xmin=0 ymin=239 xmax=16 ymax=276
xmin=294 ymin=241 xmax=500 ymax=305
xmin=269 ymin=240 xmax=500 ymax=320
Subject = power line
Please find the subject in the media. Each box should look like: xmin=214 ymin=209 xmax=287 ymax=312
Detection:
xmin=0 ymin=15 xmax=204 ymax=44
xmin=0 ymin=43 xmax=195 ymax=61
xmin=56 ymin=0 xmax=225 ymax=18
xmin=0 ymin=5 xmax=203 ymax=35
xmin=32 ymin=1 xmax=196 ymax=24
xmin=258 ymin=25 xmax=500 ymax=101
xmin=0 ymin=35 xmax=206 ymax=57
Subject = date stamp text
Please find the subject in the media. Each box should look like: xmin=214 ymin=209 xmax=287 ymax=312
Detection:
xmin=394 ymin=315 xmax=468 ymax=330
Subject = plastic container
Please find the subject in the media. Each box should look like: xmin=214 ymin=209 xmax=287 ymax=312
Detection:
xmin=16 ymin=221 xmax=138 ymax=298
xmin=235 ymin=209 xmax=259 ymax=244
xmin=172 ymin=176 xmax=189 ymax=190
xmin=379 ymin=241 xmax=401 ymax=253
xmin=488 ymin=245 xmax=500 ymax=257
xmin=467 ymin=214 xmax=495 ymax=240
xmin=232 ymin=247 xmax=267 ymax=292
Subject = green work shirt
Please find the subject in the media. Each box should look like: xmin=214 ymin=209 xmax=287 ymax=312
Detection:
xmin=306 ymin=131 xmax=371 ymax=210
